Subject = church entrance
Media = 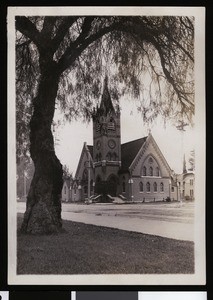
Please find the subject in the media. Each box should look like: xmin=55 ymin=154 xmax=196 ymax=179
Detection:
xmin=95 ymin=174 xmax=118 ymax=197
xmin=106 ymin=174 xmax=118 ymax=197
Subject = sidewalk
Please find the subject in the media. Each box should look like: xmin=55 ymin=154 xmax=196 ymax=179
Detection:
xmin=62 ymin=210 xmax=194 ymax=241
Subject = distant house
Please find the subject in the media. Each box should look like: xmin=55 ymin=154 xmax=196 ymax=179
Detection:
xmin=177 ymin=172 xmax=195 ymax=200
xmin=70 ymin=78 xmax=179 ymax=203
xmin=61 ymin=178 xmax=71 ymax=202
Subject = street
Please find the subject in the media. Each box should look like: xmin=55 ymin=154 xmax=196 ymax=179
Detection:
xmin=17 ymin=201 xmax=194 ymax=241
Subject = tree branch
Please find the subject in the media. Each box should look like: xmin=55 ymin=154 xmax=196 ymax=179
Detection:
xmin=152 ymin=39 xmax=194 ymax=110
xmin=57 ymin=22 xmax=122 ymax=73
xmin=16 ymin=16 xmax=42 ymax=47
xmin=41 ymin=16 xmax=57 ymax=38
xmin=51 ymin=16 xmax=79 ymax=52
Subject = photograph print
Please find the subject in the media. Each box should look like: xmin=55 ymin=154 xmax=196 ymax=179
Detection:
xmin=7 ymin=6 xmax=205 ymax=285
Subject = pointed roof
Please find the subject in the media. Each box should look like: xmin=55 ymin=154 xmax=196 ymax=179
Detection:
xmin=74 ymin=142 xmax=94 ymax=179
xmin=64 ymin=178 xmax=71 ymax=189
xmin=97 ymin=76 xmax=115 ymax=116
xmin=87 ymin=145 xmax=93 ymax=157
xmin=120 ymin=137 xmax=148 ymax=172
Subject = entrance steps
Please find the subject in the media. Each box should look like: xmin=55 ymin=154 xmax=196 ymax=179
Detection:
xmin=112 ymin=197 xmax=126 ymax=204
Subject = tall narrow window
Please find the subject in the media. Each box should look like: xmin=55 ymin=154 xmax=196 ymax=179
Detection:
xmin=64 ymin=186 xmax=66 ymax=194
xmin=160 ymin=182 xmax=164 ymax=192
xmin=139 ymin=182 xmax=143 ymax=192
xmin=153 ymin=182 xmax=157 ymax=192
xmin=149 ymin=166 xmax=153 ymax=176
xmin=112 ymin=152 xmax=117 ymax=161
xmin=156 ymin=167 xmax=160 ymax=176
xmin=106 ymin=152 xmax=111 ymax=161
xmin=146 ymin=182 xmax=150 ymax=192
xmin=143 ymin=166 xmax=146 ymax=176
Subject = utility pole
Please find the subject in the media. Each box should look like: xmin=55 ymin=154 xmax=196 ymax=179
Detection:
xmin=87 ymin=145 xmax=91 ymax=200
xmin=176 ymin=120 xmax=188 ymax=202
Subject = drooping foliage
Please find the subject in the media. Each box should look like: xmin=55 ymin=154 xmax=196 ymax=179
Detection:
xmin=16 ymin=16 xmax=194 ymax=159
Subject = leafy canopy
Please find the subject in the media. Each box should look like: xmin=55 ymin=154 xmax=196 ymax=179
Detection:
xmin=16 ymin=16 xmax=194 ymax=158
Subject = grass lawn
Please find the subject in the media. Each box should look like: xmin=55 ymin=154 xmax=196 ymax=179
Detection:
xmin=17 ymin=213 xmax=194 ymax=274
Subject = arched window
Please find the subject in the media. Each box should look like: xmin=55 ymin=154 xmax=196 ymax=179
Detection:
xmin=149 ymin=166 xmax=153 ymax=176
xmin=153 ymin=182 xmax=157 ymax=192
xmin=108 ymin=117 xmax=116 ymax=131
xmin=64 ymin=186 xmax=66 ymax=194
xmin=106 ymin=152 xmax=111 ymax=161
xmin=156 ymin=167 xmax=160 ymax=177
xmin=146 ymin=182 xmax=150 ymax=192
xmin=160 ymin=182 xmax=164 ymax=192
xmin=143 ymin=166 xmax=146 ymax=176
xmin=183 ymin=181 xmax=185 ymax=188
xmin=82 ymin=169 xmax=88 ymax=181
xmin=139 ymin=182 xmax=143 ymax=192
xmin=112 ymin=152 xmax=117 ymax=161
xmin=148 ymin=157 xmax=153 ymax=164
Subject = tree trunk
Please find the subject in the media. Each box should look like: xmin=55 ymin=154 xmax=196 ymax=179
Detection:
xmin=21 ymin=62 xmax=63 ymax=234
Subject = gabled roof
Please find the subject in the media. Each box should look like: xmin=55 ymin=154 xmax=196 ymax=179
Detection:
xmin=74 ymin=142 xmax=93 ymax=179
xmin=87 ymin=145 xmax=93 ymax=157
xmin=120 ymin=137 xmax=147 ymax=172
xmin=64 ymin=179 xmax=71 ymax=189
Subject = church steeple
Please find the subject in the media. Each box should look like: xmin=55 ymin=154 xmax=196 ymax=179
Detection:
xmin=97 ymin=76 xmax=115 ymax=116
xmin=92 ymin=76 xmax=121 ymax=196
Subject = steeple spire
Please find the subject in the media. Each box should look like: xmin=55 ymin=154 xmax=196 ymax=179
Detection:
xmin=99 ymin=76 xmax=115 ymax=116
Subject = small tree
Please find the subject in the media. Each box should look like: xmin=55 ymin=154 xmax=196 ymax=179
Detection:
xmin=63 ymin=164 xmax=72 ymax=180
xmin=15 ymin=16 xmax=194 ymax=234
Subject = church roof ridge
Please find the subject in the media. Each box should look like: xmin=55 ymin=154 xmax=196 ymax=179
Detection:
xmin=120 ymin=136 xmax=148 ymax=171
xmin=121 ymin=136 xmax=148 ymax=146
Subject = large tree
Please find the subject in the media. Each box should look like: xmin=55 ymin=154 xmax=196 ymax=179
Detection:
xmin=16 ymin=15 xmax=194 ymax=234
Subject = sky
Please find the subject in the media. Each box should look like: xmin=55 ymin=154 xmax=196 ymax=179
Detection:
xmin=53 ymin=96 xmax=195 ymax=177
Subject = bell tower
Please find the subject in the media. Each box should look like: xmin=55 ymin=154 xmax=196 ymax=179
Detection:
xmin=92 ymin=77 xmax=121 ymax=197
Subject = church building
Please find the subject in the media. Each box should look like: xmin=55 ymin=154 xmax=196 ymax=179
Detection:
xmin=71 ymin=79 xmax=179 ymax=203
